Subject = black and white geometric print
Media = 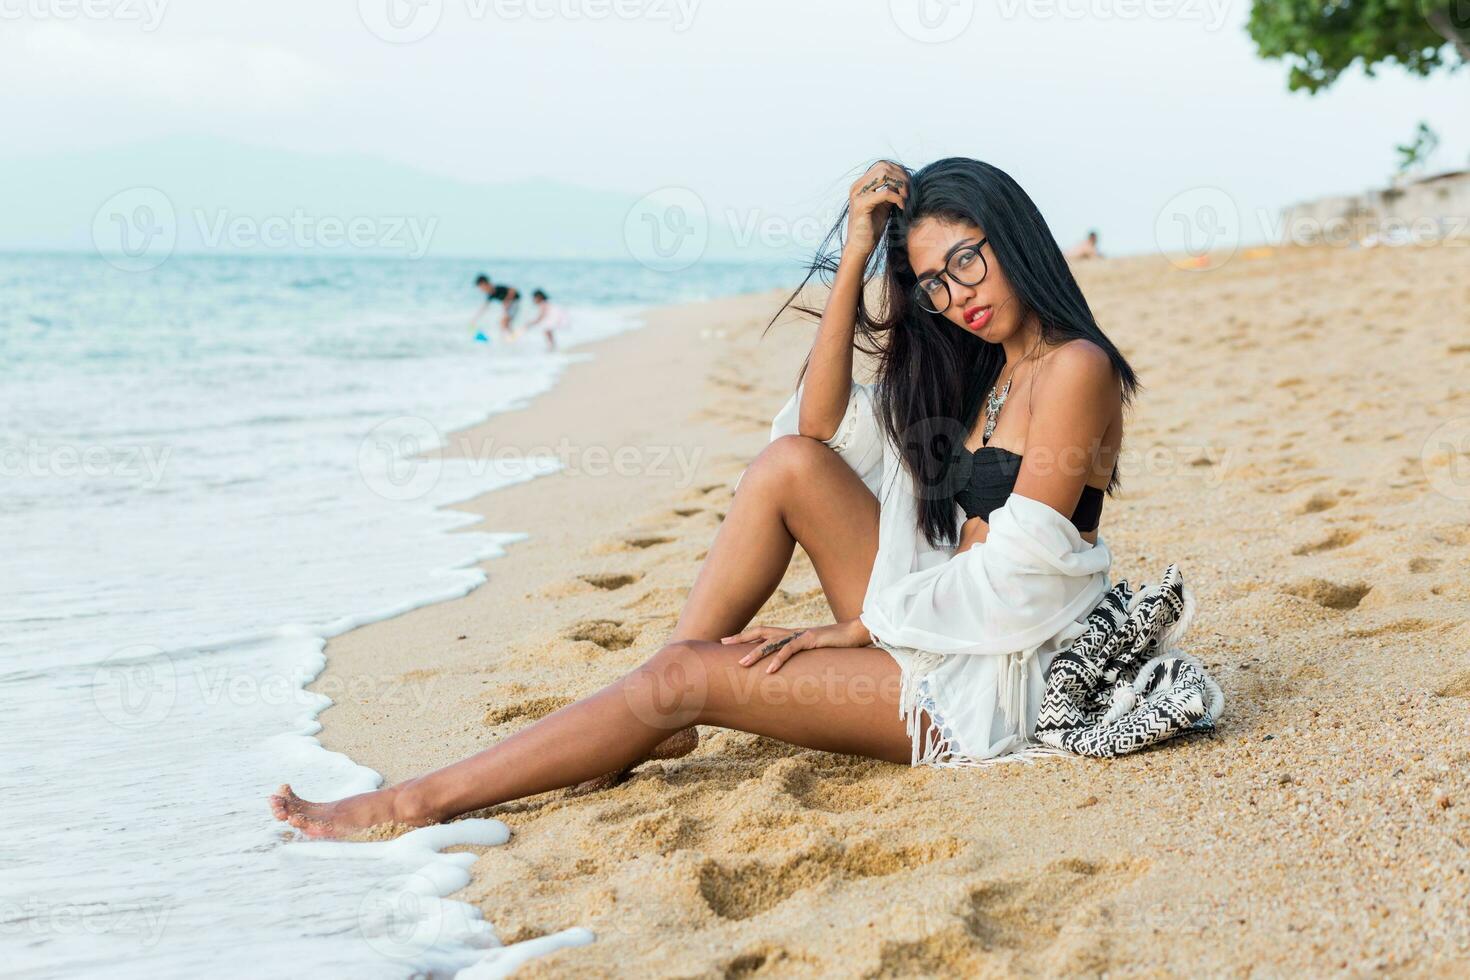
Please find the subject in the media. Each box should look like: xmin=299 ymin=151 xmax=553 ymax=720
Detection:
xmin=1035 ymin=564 xmax=1224 ymax=758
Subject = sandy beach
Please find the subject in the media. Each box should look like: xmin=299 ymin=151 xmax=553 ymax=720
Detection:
xmin=316 ymin=245 xmax=1470 ymax=977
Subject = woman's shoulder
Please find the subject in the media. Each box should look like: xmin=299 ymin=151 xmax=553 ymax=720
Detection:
xmin=1041 ymin=337 xmax=1112 ymax=372
xmin=1033 ymin=339 xmax=1118 ymax=401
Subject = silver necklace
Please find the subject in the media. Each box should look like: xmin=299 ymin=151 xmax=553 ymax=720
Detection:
xmin=982 ymin=375 xmax=1012 ymax=444
xmin=983 ymin=339 xmax=1045 ymax=444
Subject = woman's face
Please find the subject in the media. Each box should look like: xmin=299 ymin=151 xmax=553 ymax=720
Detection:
xmin=905 ymin=216 xmax=1025 ymax=344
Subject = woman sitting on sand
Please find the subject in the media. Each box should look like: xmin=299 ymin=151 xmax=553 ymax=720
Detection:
xmin=272 ymin=157 xmax=1135 ymax=837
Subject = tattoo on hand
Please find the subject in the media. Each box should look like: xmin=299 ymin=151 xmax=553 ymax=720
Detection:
xmin=759 ymin=629 xmax=806 ymax=657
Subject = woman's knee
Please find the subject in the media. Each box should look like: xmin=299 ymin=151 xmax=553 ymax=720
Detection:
xmin=739 ymin=434 xmax=834 ymax=496
xmin=621 ymin=641 xmax=720 ymax=732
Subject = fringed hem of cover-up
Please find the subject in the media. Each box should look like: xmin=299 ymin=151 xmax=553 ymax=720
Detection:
xmin=883 ymin=644 xmax=1077 ymax=769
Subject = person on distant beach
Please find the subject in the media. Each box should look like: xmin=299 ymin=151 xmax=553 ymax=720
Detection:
xmin=272 ymin=158 xmax=1141 ymax=836
xmin=471 ymin=274 xmax=520 ymax=339
xmin=1066 ymin=229 xmax=1102 ymax=261
xmin=518 ymin=289 xmax=568 ymax=351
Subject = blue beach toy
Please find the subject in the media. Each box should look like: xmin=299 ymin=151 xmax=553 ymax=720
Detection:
xmin=473 ymin=331 xmax=489 ymax=343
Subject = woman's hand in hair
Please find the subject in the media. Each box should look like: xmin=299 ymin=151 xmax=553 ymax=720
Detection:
xmin=845 ymin=161 xmax=907 ymax=259
xmin=722 ymin=618 xmax=873 ymax=673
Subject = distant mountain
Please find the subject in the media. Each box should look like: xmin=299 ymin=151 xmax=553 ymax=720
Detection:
xmin=0 ymin=136 xmax=795 ymax=264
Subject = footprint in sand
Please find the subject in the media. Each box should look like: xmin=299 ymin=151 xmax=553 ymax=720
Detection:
xmin=772 ymin=759 xmax=898 ymax=814
xmin=1291 ymin=526 xmax=1362 ymax=556
xmin=1434 ymin=672 xmax=1470 ymax=698
xmin=962 ymin=858 xmax=1124 ymax=951
xmin=594 ymin=534 xmax=676 ymax=555
xmin=1294 ymin=491 xmax=1338 ymax=514
xmin=625 ymin=534 xmax=675 ymax=549
xmin=720 ymin=946 xmax=814 ymax=978
xmin=697 ymin=837 xmax=965 ymax=921
xmin=872 ymin=857 xmax=1142 ymax=976
xmin=1281 ymin=578 xmax=1372 ymax=610
xmin=562 ymin=618 xmax=639 ymax=651
xmin=1271 ymin=475 xmax=1330 ymax=495
xmin=578 ymin=571 xmax=643 ymax=591
xmin=1345 ymin=617 xmax=1435 ymax=639
xmin=483 ymin=695 xmax=574 ymax=727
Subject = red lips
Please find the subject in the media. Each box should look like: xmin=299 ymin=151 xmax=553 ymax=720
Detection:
xmin=964 ymin=306 xmax=994 ymax=331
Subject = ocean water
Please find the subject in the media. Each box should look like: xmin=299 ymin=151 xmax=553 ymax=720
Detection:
xmin=0 ymin=253 xmax=793 ymax=978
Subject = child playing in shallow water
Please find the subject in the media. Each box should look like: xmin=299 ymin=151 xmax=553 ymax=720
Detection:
xmin=519 ymin=290 xmax=568 ymax=350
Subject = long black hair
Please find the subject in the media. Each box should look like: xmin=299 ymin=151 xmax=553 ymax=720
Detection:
xmin=770 ymin=157 xmax=1140 ymax=548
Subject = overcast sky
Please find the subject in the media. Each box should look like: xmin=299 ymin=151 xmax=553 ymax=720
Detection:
xmin=3 ymin=0 xmax=1466 ymax=255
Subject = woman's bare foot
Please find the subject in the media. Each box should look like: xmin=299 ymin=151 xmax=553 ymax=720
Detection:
xmin=568 ymin=725 xmax=700 ymax=797
xmin=269 ymin=784 xmax=419 ymax=839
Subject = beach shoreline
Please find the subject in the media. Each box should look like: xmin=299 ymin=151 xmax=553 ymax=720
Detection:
xmin=315 ymin=249 xmax=1470 ymax=977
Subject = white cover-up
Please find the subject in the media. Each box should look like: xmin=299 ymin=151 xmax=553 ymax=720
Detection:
xmin=758 ymin=379 xmax=1115 ymax=766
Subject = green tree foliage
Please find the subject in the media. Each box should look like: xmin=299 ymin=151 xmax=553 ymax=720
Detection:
xmin=1248 ymin=1 xmax=1470 ymax=93
xmin=1395 ymin=121 xmax=1440 ymax=176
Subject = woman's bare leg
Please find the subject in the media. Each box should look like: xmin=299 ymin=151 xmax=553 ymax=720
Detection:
xmin=671 ymin=434 xmax=881 ymax=640
xmin=266 ymin=435 xmax=888 ymax=826
xmin=575 ymin=435 xmax=881 ymax=789
xmin=270 ymin=638 xmax=919 ymax=838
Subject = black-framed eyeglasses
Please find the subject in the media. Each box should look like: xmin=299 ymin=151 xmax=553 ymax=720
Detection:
xmin=913 ymin=238 xmax=989 ymax=314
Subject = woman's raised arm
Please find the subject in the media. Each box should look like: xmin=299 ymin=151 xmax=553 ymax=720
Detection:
xmin=798 ymin=161 xmax=907 ymax=440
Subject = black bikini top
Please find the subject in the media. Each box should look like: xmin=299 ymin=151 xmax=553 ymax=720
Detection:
xmin=952 ymin=443 xmax=1109 ymax=534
